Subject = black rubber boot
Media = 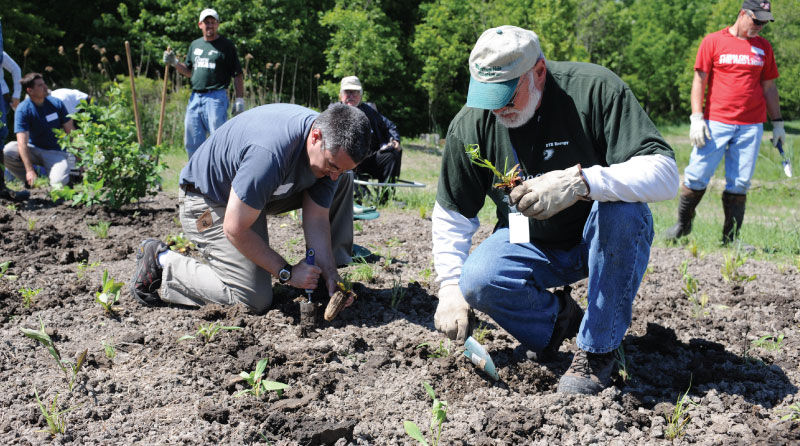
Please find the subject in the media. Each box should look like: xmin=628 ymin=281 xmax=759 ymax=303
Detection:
xmin=721 ymin=191 xmax=747 ymax=245
xmin=664 ymin=185 xmax=706 ymax=241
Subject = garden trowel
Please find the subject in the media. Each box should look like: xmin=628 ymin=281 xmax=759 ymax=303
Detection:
xmin=463 ymin=336 xmax=499 ymax=381
xmin=776 ymin=140 xmax=793 ymax=178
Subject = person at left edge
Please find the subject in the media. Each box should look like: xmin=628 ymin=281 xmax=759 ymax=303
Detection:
xmin=163 ymin=8 xmax=244 ymax=158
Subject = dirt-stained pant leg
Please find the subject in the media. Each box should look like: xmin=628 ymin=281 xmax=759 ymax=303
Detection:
xmin=160 ymin=189 xmax=272 ymax=312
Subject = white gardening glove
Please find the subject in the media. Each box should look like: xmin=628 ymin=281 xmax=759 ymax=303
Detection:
xmin=509 ymin=164 xmax=589 ymax=220
xmin=162 ymin=49 xmax=178 ymax=67
xmin=233 ymin=98 xmax=245 ymax=116
xmin=689 ymin=112 xmax=711 ymax=148
xmin=772 ymin=121 xmax=786 ymax=147
xmin=434 ymin=284 xmax=471 ymax=342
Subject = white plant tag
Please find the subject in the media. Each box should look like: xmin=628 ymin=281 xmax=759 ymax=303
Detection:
xmin=508 ymin=212 xmax=529 ymax=244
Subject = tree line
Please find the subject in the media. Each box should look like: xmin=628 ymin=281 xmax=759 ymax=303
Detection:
xmin=3 ymin=0 xmax=798 ymax=136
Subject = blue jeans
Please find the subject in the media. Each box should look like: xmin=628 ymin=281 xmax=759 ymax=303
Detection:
xmin=460 ymin=201 xmax=654 ymax=354
xmin=184 ymin=89 xmax=229 ymax=158
xmin=684 ymin=120 xmax=762 ymax=194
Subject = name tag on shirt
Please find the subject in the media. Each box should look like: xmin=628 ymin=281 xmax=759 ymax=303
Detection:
xmin=751 ymin=46 xmax=765 ymax=56
xmin=272 ymin=183 xmax=293 ymax=196
xmin=508 ymin=212 xmax=530 ymax=244
xmin=45 ymin=113 xmax=59 ymax=122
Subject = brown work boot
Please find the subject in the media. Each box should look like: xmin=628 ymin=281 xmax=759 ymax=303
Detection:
xmin=664 ymin=185 xmax=705 ymax=241
xmin=541 ymin=286 xmax=583 ymax=359
xmin=557 ymin=349 xmax=617 ymax=395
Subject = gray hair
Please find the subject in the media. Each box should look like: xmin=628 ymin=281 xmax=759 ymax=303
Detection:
xmin=313 ymin=103 xmax=371 ymax=164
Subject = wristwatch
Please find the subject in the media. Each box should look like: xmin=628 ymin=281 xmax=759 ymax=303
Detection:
xmin=278 ymin=263 xmax=292 ymax=284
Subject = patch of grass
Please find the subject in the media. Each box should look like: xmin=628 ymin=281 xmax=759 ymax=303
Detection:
xmin=472 ymin=322 xmax=490 ymax=344
xmin=34 ymin=388 xmax=79 ymax=437
xmin=87 ymin=220 xmax=111 ymax=238
xmin=752 ymin=333 xmax=785 ymax=351
xmin=177 ymin=322 xmax=242 ymax=344
xmin=781 ymin=403 xmax=800 ymax=422
xmin=350 ymin=258 xmax=376 ymax=283
xmin=664 ymin=380 xmax=696 ymax=440
xmin=390 ymin=279 xmax=406 ymax=309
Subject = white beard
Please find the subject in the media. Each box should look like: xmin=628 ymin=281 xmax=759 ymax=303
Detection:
xmin=494 ymin=85 xmax=542 ymax=128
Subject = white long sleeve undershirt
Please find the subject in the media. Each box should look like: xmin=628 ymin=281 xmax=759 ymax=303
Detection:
xmin=431 ymin=154 xmax=679 ymax=286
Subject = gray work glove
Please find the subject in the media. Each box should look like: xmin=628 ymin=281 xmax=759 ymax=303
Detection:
xmin=509 ymin=164 xmax=590 ymax=220
xmin=162 ymin=49 xmax=178 ymax=67
xmin=772 ymin=121 xmax=786 ymax=147
xmin=689 ymin=112 xmax=710 ymax=148
xmin=434 ymin=284 xmax=471 ymax=342
xmin=233 ymin=98 xmax=245 ymax=116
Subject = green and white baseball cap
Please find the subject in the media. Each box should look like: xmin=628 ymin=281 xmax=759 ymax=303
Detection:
xmin=467 ymin=26 xmax=543 ymax=110
xmin=199 ymin=8 xmax=220 ymax=22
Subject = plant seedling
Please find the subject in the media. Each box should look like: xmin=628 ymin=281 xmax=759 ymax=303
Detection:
xmin=464 ymin=143 xmax=521 ymax=193
xmin=404 ymin=382 xmax=448 ymax=446
xmin=615 ymin=345 xmax=630 ymax=383
xmin=235 ymin=358 xmax=289 ymax=398
xmin=177 ymin=322 xmax=242 ymax=343
xmin=354 ymin=221 xmax=363 ymax=232
xmin=781 ymin=403 xmax=800 ymax=422
xmin=752 ymin=333 xmax=785 ymax=351
xmin=350 ymin=258 xmax=376 ymax=283
xmin=324 ymin=276 xmax=358 ymax=321
xmin=6 ymin=203 xmax=18 ymax=211
xmin=87 ymin=220 xmax=111 ymax=239
xmin=27 ymin=217 xmax=37 ymax=231
xmin=20 ymin=318 xmax=87 ymax=391
xmin=472 ymin=322 xmax=490 ymax=344
xmin=76 ymin=259 xmax=101 ymax=279
xmin=166 ymin=232 xmax=195 ymax=253
xmin=95 ymin=270 xmax=124 ymax=314
xmin=19 ymin=287 xmax=42 ymax=308
xmin=417 ymin=340 xmax=451 ymax=359
xmin=721 ymin=250 xmax=757 ymax=284
xmin=33 ymin=388 xmax=79 ymax=436
xmin=102 ymin=339 xmax=116 ymax=360
xmin=0 ymin=261 xmax=13 ymax=280
xmin=665 ymin=380 xmax=696 ymax=440
xmin=390 ymin=279 xmax=406 ymax=309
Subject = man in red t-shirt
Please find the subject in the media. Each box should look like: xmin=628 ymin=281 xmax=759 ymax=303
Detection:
xmin=666 ymin=0 xmax=785 ymax=245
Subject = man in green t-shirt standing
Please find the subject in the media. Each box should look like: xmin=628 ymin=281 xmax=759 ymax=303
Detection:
xmin=432 ymin=26 xmax=679 ymax=394
xmin=163 ymin=8 xmax=244 ymax=158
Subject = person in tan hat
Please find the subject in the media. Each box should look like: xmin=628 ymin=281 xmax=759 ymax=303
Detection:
xmin=162 ymin=8 xmax=245 ymax=158
xmin=431 ymin=25 xmax=679 ymax=395
xmin=665 ymin=0 xmax=784 ymax=246
xmin=336 ymin=76 xmax=402 ymax=203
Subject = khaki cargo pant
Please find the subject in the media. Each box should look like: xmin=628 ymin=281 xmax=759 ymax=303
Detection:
xmin=160 ymin=172 xmax=354 ymax=313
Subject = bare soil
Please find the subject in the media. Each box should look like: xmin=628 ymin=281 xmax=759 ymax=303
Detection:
xmin=1 ymin=190 xmax=799 ymax=445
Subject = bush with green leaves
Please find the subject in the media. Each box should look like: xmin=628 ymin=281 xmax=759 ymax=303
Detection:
xmin=404 ymin=382 xmax=448 ymax=446
xmin=54 ymin=83 xmax=165 ymax=209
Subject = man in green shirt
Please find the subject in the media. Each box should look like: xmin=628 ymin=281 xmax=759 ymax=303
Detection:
xmin=163 ymin=8 xmax=244 ymax=158
xmin=432 ymin=26 xmax=679 ymax=394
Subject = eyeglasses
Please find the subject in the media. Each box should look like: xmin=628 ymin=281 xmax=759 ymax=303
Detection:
xmin=504 ymin=89 xmax=518 ymax=109
xmin=746 ymin=10 xmax=768 ymax=26
xmin=320 ymin=144 xmax=345 ymax=176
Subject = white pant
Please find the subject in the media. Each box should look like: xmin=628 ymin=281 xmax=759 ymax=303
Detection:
xmin=3 ymin=141 xmax=75 ymax=187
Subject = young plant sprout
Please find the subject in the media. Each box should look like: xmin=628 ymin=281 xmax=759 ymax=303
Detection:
xmin=665 ymin=380 xmax=696 ymax=440
xmin=472 ymin=322 xmax=491 ymax=344
xmin=19 ymin=287 xmax=42 ymax=308
xmin=404 ymin=381 xmax=448 ymax=446
xmin=27 ymin=218 xmax=37 ymax=231
xmin=390 ymin=278 xmax=406 ymax=309
xmin=324 ymin=274 xmax=358 ymax=321
xmin=20 ymin=318 xmax=87 ymax=391
xmin=464 ymin=143 xmax=521 ymax=193
xmin=76 ymin=260 xmax=101 ymax=279
xmin=177 ymin=322 xmax=242 ymax=344
xmin=0 ymin=261 xmax=11 ymax=279
xmin=33 ymin=388 xmax=79 ymax=436
xmin=166 ymin=232 xmax=195 ymax=253
xmin=102 ymin=339 xmax=117 ymax=360
xmin=752 ymin=333 xmax=785 ymax=351
xmin=87 ymin=220 xmax=111 ymax=239
xmin=235 ymin=358 xmax=289 ymax=398
xmin=95 ymin=270 xmax=124 ymax=314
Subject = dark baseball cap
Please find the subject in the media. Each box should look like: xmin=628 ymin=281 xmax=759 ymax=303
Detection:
xmin=742 ymin=0 xmax=774 ymax=22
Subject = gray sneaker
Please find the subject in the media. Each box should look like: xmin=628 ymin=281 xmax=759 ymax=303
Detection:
xmin=557 ymin=349 xmax=616 ymax=395
xmin=130 ymin=239 xmax=168 ymax=305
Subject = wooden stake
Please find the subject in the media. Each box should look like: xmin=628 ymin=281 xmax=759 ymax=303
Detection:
xmin=124 ymin=41 xmax=143 ymax=146
xmin=157 ymin=46 xmax=171 ymax=148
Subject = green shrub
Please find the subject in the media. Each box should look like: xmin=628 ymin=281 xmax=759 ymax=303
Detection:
xmin=56 ymin=83 xmax=165 ymax=208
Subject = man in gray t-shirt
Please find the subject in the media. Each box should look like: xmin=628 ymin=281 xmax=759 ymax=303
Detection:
xmin=130 ymin=103 xmax=371 ymax=313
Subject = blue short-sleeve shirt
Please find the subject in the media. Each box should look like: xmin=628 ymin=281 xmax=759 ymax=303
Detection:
xmin=179 ymin=103 xmax=337 ymax=211
xmin=14 ymin=96 xmax=70 ymax=150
